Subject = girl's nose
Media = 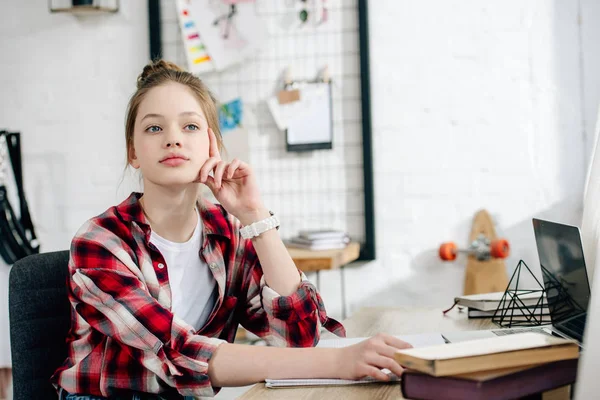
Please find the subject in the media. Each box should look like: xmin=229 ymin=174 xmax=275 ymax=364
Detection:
xmin=166 ymin=141 xmax=181 ymax=148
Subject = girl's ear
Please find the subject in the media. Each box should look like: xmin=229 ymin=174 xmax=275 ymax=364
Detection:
xmin=129 ymin=147 xmax=140 ymax=169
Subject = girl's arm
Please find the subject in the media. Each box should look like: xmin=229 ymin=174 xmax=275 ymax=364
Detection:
xmin=209 ymin=333 xmax=411 ymax=386
xmin=201 ymin=129 xmax=345 ymax=344
xmin=198 ymin=128 xmax=309 ymax=296
xmin=238 ymin=209 xmax=302 ymax=296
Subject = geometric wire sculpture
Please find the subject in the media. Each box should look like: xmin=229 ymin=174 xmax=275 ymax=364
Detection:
xmin=492 ymin=260 xmax=552 ymax=328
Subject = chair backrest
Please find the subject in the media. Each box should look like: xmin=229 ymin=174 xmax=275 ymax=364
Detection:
xmin=9 ymin=250 xmax=70 ymax=400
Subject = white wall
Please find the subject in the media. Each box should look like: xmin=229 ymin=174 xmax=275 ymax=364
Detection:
xmin=1 ymin=1 xmax=600 ymax=320
xmin=0 ymin=1 xmax=148 ymax=253
xmin=345 ymin=0 xmax=600 ymax=314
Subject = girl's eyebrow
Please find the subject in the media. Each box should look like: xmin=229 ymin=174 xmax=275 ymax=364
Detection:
xmin=179 ymin=111 xmax=205 ymax=119
xmin=140 ymin=113 xmax=164 ymax=122
xmin=140 ymin=111 xmax=206 ymax=122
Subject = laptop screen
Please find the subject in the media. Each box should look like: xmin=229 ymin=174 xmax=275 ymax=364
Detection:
xmin=532 ymin=218 xmax=591 ymax=338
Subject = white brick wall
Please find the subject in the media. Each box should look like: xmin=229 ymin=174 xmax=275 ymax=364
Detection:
xmin=1 ymin=0 xmax=600 ymax=322
xmin=0 ymin=1 xmax=149 ymax=251
xmin=349 ymin=0 xmax=600 ymax=314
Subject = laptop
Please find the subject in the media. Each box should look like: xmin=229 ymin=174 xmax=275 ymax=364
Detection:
xmin=441 ymin=218 xmax=592 ymax=346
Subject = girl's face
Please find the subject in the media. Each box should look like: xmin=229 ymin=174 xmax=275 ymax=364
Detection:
xmin=130 ymin=82 xmax=210 ymax=187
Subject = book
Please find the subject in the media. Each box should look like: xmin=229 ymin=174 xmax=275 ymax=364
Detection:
xmin=454 ymin=291 xmax=546 ymax=312
xmin=287 ymin=230 xmax=351 ymax=250
xmin=298 ymin=229 xmax=349 ymax=241
xmin=264 ymin=333 xmax=446 ymax=388
xmin=468 ymin=307 xmax=551 ymax=320
xmin=288 ymin=236 xmax=351 ymax=246
xmin=286 ymin=240 xmax=349 ymax=251
xmin=393 ymin=332 xmax=579 ymax=377
xmin=400 ymin=358 xmax=578 ymax=400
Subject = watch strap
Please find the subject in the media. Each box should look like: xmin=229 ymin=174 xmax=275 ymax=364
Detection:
xmin=240 ymin=212 xmax=280 ymax=239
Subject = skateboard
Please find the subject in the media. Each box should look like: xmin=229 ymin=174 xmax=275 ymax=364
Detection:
xmin=439 ymin=209 xmax=510 ymax=295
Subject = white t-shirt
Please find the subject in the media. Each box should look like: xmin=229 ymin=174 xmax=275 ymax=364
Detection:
xmin=150 ymin=210 xmax=217 ymax=331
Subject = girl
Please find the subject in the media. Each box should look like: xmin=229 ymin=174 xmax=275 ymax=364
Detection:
xmin=51 ymin=60 xmax=411 ymax=399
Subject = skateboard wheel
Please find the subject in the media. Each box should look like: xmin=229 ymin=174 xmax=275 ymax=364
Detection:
xmin=490 ymin=239 xmax=510 ymax=258
xmin=439 ymin=242 xmax=458 ymax=261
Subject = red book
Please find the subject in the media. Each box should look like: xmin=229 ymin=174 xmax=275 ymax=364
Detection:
xmin=400 ymin=358 xmax=578 ymax=400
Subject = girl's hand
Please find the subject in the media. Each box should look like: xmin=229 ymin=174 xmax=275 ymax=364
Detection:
xmin=195 ymin=128 xmax=265 ymax=224
xmin=336 ymin=333 xmax=413 ymax=381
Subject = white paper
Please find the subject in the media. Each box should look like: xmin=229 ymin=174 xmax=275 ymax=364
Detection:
xmin=188 ymin=0 xmax=267 ymax=71
xmin=266 ymin=96 xmax=288 ymax=131
xmin=286 ymin=83 xmax=332 ymax=145
xmin=316 ymin=333 xmax=447 ymax=349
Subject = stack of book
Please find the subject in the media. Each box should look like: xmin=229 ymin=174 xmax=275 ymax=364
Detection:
xmin=397 ymin=332 xmax=579 ymax=400
xmin=286 ymin=230 xmax=350 ymax=251
xmin=453 ymin=291 xmax=551 ymax=322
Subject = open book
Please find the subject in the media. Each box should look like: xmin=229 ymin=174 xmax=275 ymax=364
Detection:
xmin=264 ymin=333 xmax=446 ymax=388
xmin=394 ymin=332 xmax=578 ymax=376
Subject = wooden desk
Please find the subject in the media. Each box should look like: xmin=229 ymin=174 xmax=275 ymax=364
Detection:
xmin=287 ymin=242 xmax=360 ymax=319
xmin=239 ymin=306 xmax=494 ymax=400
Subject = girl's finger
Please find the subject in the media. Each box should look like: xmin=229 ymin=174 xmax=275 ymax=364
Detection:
xmin=229 ymin=160 xmax=252 ymax=179
xmin=225 ymin=159 xmax=241 ymax=179
xmin=213 ymin=161 xmax=228 ymax=188
xmin=199 ymin=157 xmax=220 ymax=182
xmin=372 ymin=354 xmax=404 ymax=378
xmin=375 ymin=343 xmax=407 ymax=361
xmin=382 ymin=335 xmax=413 ymax=350
xmin=362 ymin=366 xmax=391 ymax=382
xmin=208 ymin=128 xmax=221 ymax=160
xmin=204 ymin=175 xmax=217 ymax=192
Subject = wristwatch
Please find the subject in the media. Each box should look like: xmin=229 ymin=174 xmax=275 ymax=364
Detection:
xmin=240 ymin=211 xmax=280 ymax=239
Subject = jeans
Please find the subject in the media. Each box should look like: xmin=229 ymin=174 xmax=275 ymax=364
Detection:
xmin=58 ymin=387 xmax=195 ymax=400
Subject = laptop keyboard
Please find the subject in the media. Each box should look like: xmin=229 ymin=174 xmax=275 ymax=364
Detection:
xmin=558 ymin=315 xmax=586 ymax=340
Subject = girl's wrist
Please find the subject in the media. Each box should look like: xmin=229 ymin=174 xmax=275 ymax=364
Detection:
xmin=331 ymin=347 xmax=345 ymax=379
xmin=305 ymin=347 xmax=344 ymax=380
xmin=238 ymin=207 xmax=270 ymax=226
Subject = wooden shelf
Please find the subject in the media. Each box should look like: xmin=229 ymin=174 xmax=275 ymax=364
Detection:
xmin=286 ymin=242 xmax=361 ymax=272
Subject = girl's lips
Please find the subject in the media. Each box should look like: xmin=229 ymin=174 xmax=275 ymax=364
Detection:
xmin=160 ymin=157 xmax=188 ymax=167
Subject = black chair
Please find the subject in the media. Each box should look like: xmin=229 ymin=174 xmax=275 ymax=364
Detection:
xmin=9 ymin=251 xmax=71 ymax=400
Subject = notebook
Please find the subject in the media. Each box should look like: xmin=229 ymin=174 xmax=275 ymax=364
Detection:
xmin=264 ymin=333 xmax=446 ymax=388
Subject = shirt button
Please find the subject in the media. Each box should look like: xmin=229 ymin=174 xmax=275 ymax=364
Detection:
xmin=158 ymin=263 xmax=165 ymax=269
xmin=210 ymin=263 xmax=218 ymax=269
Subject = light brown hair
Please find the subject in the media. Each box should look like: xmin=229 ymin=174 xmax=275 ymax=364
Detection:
xmin=125 ymin=59 xmax=223 ymax=164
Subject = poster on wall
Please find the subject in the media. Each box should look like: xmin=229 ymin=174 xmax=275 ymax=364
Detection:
xmin=187 ymin=0 xmax=267 ymax=72
xmin=175 ymin=0 xmax=216 ymax=74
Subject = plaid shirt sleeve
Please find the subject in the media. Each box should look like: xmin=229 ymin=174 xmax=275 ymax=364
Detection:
xmin=67 ymin=222 xmax=224 ymax=398
xmin=232 ymin=221 xmax=346 ymax=347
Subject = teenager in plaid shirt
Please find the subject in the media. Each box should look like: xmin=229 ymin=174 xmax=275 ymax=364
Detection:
xmin=51 ymin=60 xmax=412 ymax=399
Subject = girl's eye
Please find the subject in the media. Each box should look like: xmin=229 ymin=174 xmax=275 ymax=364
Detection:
xmin=146 ymin=125 xmax=161 ymax=133
xmin=185 ymin=124 xmax=200 ymax=131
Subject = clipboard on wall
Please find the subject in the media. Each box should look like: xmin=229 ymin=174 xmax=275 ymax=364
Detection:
xmin=284 ymin=80 xmax=333 ymax=152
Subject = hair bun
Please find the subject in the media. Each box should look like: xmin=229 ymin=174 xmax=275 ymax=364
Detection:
xmin=137 ymin=59 xmax=185 ymax=89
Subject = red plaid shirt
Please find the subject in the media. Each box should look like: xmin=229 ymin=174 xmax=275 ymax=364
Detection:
xmin=51 ymin=192 xmax=345 ymax=398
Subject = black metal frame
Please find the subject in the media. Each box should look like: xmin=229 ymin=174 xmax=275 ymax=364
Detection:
xmin=147 ymin=0 xmax=376 ymax=261
xmin=356 ymin=0 xmax=375 ymax=261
